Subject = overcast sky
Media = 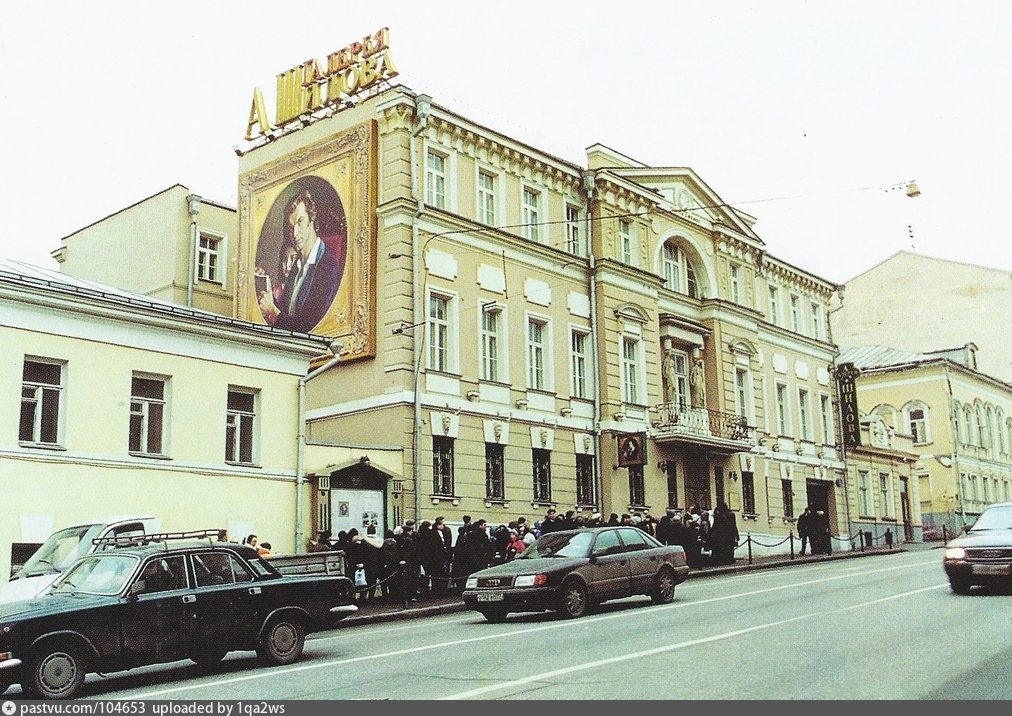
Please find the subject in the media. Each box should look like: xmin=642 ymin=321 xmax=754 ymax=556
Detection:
xmin=3 ymin=1 xmax=1009 ymax=284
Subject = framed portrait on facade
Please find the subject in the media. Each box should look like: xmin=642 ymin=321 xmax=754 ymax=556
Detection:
xmin=238 ymin=120 xmax=377 ymax=361
xmin=617 ymin=432 xmax=647 ymax=467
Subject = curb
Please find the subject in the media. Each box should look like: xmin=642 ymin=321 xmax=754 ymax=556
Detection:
xmin=333 ymin=546 xmax=909 ymax=629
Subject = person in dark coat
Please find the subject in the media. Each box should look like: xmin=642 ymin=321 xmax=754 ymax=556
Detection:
xmin=708 ymin=502 xmax=739 ymax=566
xmin=796 ymin=506 xmax=814 ymax=556
xmin=394 ymin=521 xmax=421 ymax=601
xmin=813 ymin=510 xmax=832 ymax=555
xmin=416 ymin=520 xmax=449 ymax=595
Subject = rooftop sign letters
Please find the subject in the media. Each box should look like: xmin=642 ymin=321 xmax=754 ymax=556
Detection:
xmin=245 ymin=28 xmax=398 ymax=141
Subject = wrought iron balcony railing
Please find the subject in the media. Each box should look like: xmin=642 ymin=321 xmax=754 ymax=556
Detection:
xmin=651 ymin=403 xmax=755 ymax=444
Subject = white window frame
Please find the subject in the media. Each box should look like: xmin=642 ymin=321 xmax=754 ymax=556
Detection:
xmin=20 ymin=358 xmax=65 ymax=446
xmin=522 ymin=186 xmax=542 ymax=242
xmin=477 ymin=168 xmax=497 ymax=226
xmin=570 ymin=327 xmax=591 ymax=400
xmin=196 ymin=229 xmax=227 ymax=286
xmin=425 ymin=148 xmax=448 ymax=209
xmin=479 ymin=302 xmax=506 ymax=383
xmin=810 ymin=301 xmax=823 ymax=340
xmin=668 ymin=349 xmax=691 ymax=411
xmin=820 ymin=393 xmax=835 ymax=445
xmin=768 ymin=285 xmax=781 ymax=326
xmin=565 ymin=203 xmax=584 ymax=256
xmin=427 ymin=289 xmax=458 ymax=373
xmin=621 ymin=335 xmax=644 ymax=406
xmin=130 ymin=374 xmax=167 ymax=456
xmin=798 ymin=388 xmax=812 ymax=441
xmin=662 ymin=242 xmax=681 ymax=293
xmin=879 ymin=472 xmax=894 ymax=518
xmin=226 ymin=386 xmax=259 ymax=465
xmin=905 ymin=402 xmax=931 ymax=445
xmin=729 ymin=263 xmax=742 ymax=304
xmin=526 ymin=314 xmax=552 ymax=391
xmin=858 ymin=470 xmax=873 ymax=516
xmin=619 ymin=220 xmax=634 ymax=264
xmin=734 ymin=367 xmax=753 ymax=424
xmin=790 ymin=294 xmax=802 ymax=333
xmin=775 ymin=382 xmax=790 ymax=436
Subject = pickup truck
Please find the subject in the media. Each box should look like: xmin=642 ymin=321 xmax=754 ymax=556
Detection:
xmin=1 ymin=516 xmax=158 ymax=604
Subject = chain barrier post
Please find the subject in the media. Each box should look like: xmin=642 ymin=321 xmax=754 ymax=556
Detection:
xmin=942 ymin=524 xmax=948 ymax=543
xmin=790 ymin=531 xmax=795 ymax=560
xmin=399 ymin=560 xmax=408 ymax=610
xmin=747 ymin=533 xmax=753 ymax=564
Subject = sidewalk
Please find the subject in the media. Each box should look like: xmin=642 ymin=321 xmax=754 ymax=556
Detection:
xmin=333 ymin=543 xmax=926 ymax=629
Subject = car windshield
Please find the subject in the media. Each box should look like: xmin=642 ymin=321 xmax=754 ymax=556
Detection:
xmin=49 ymin=554 xmax=139 ymax=596
xmin=519 ymin=531 xmax=594 ymax=559
xmin=18 ymin=525 xmax=102 ymax=577
xmin=969 ymin=504 xmax=1012 ymax=531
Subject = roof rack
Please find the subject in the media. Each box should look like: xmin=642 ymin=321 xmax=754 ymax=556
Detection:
xmin=92 ymin=528 xmax=228 ymax=549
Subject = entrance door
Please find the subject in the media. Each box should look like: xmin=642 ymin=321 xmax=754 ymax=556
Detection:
xmin=685 ymin=454 xmax=711 ymax=511
xmin=331 ymin=488 xmax=384 ymax=535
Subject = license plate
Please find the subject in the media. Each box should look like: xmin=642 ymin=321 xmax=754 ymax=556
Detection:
xmin=972 ymin=564 xmax=1010 ymax=575
xmin=477 ymin=592 xmax=504 ymax=602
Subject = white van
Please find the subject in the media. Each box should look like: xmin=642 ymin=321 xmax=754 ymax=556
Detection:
xmin=1 ymin=515 xmax=159 ymax=603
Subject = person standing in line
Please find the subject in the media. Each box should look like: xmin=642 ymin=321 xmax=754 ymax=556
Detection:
xmin=797 ymin=506 xmax=814 ymax=556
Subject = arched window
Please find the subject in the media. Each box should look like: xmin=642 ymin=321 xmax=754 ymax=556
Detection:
xmin=661 ymin=241 xmax=699 ymax=298
xmin=964 ymin=405 xmax=977 ymax=446
xmin=903 ymin=401 xmax=930 ymax=445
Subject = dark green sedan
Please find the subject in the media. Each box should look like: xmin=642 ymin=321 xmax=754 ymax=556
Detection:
xmin=0 ymin=531 xmax=357 ymax=699
xmin=462 ymin=526 xmax=689 ymax=622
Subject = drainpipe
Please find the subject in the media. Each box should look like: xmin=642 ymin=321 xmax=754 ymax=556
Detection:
xmin=185 ymin=194 xmax=202 ymax=307
xmin=410 ymin=94 xmax=432 ymax=524
xmin=296 ymin=340 xmax=343 ymax=553
xmin=582 ymin=169 xmax=603 ymax=511
xmin=942 ymin=363 xmax=967 ymax=530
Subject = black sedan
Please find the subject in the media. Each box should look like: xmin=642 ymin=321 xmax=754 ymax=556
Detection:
xmin=943 ymin=501 xmax=1012 ymax=594
xmin=0 ymin=530 xmax=357 ymax=699
xmin=462 ymin=526 xmax=689 ymax=621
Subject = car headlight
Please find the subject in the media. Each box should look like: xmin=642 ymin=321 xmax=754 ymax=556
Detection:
xmin=465 ymin=577 xmax=477 ymax=589
xmin=944 ymin=547 xmax=967 ymax=560
xmin=514 ymin=574 xmax=547 ymax=587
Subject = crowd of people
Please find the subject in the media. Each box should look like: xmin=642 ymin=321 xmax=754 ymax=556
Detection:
xmin=306 ymin=502 xmax=745 ymax=603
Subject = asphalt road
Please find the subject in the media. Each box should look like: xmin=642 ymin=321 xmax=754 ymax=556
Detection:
xmin=6 ymin=547 xmax=1007 ymax=700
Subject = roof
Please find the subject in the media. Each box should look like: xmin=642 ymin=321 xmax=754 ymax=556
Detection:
xmin=0 ymin=258 xmax=328 ymax=349
xmin=836 ymin=345 xmax=943 ymax=371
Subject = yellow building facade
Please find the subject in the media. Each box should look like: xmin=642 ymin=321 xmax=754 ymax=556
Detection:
xmin=0 ymin=259 xmax=335 ymax=576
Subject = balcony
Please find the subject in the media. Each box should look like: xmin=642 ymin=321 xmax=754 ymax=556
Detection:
xmin=650 ymin=403 xmax=756 ymax=453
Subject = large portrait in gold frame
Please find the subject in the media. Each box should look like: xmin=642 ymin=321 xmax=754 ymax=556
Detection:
xmin=238 ymin=120 xmax=377 ymax=361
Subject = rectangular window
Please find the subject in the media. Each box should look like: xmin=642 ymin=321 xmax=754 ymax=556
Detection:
xmin=781 ymin=479 xmax=795 ymax=519
xmin=729 ymin=263 xmax=741 ymax=304
xmin=810 ymin=302 xmax=823 ymax=340
xmin=742 ymin=472 xmax=756 ymax=514
xmin=522 ymin=187 xmax=540 ymax=242
xmin=621 ymin=337 xmax=640 ymax=404
xmin=485 ymin=442 xmax=505 ymax=500
xmin=665 ymin=463 xmax=679 ymax=509
xmin=20 ymin=359 xmax=63 ymax=445
xmin=425 ymin=150 xmax=447 ymax=209
xmin=859 ymin=470 xmax=873 ymax=516
xmin=776 ymin=383 xmax=790 ymax=435
xmin=820 ymin=394 xmax=834 ymax=445
xmin=532 ymin=448 xmax=552 ymax=501
xmin=197 ymin=233 xmax=223 ymax=283
xmin=565 ymin=204 xmax=583 ymax=255
xmin=666 ymin=350 xmax=690 ymax=410
xmin=768 ymin=286 xmax=781 ymax=326
xmin=734 ymin=368 xmax=751 ymax=421
xmin=798 ymin=388 xmax=811 ymax=440
xmin=527 ymin=317 xmax=547 ymax=390
xmin=576 ymin=453 xmax=595 ymax=505
xmin=225 ymin=388 xmax=257 ymax=464
xmin=619 ymin=220 xmax=633 ymax=264
xmin=879 ymin=472 xmax=892 ymax=517
xmin=909 ymin=407 xmax=928 ymax=444
xmin=629 ymin=466 xmax=646 ymax=507
xmin=570 ymin=329 xmax=589 ymax=399
xmin=130 ymin=376 xmax=166 ymax=455
xmin=790 ymin=295 xmax=802 ymax=333
xmin=663 ymin=243 xmax=680 ymax=292
xmin=433 ymin=436 xmax=454 ymax=496
xmin=477 ymin=170 xmax=496 ymax=225
xmin=480 ymin=306 xmax=501 ymax=382
xmin=428 ymin=293 xmax=451 ymax=372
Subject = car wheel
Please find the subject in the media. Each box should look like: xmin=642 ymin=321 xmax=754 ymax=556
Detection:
xmin=190 ymin=646 xmax=229 ymax=668
xmin=949 ymin=577 xmax=972 ymax=595
xmin=25 ymin=642 xmax=87 ymax=700
xmin=479 ymin=607 xmax=508 ymax=623
xmin=560 ymin=578 xmax=588 ymax=619
xmin=257 ymin=617 xmax=305 ymax=666
xmin=651 ymin=568 xmax=677 ymax=604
